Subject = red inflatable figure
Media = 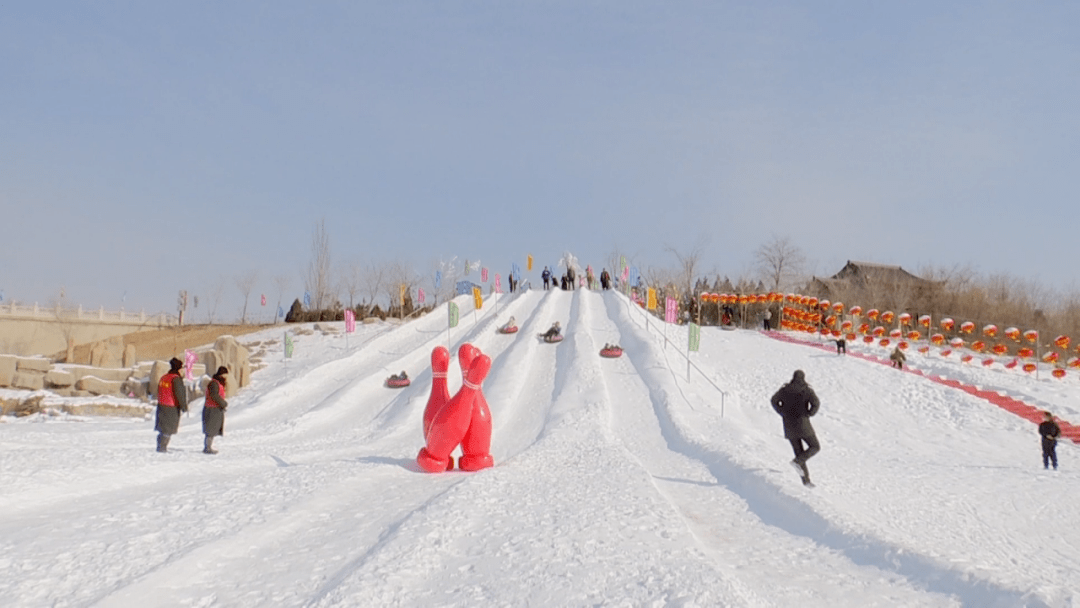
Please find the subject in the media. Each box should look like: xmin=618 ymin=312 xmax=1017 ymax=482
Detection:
xmin=423 ymin=346 xmax=450 ymax=440
xmin=417 ymin=352 xmax=492 ymax=473
xmin=457 ymin=344 xmax=494 ymax=471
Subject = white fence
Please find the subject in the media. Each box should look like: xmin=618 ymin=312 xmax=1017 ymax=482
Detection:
xmin=0 ymin=302 xmax=176 ymax=327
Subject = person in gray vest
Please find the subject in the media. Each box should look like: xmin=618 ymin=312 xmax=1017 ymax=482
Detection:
xmin=770 ymin=369 xmax=821 ymax=486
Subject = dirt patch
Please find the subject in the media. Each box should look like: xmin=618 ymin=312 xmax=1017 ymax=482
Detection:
xmin=64 ymin=324 xmax=276 ymax=364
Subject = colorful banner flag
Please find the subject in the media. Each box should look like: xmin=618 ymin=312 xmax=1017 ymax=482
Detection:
xmin=303 ymin=291 xmax=311 ymax=308
xmin=345 ymin=309 xmax=356 ymax=333
xmin=418 ymin=288 xmax=425 ymax=304
xmin=261 ymin=294 xmax=266 ymax=306
xmin=0 ymin=289 xmax=4 ymax=302
xmin=284 ymin=332 xmax=294 ymax=358
xmin=622 ymin=265 xmax=630 ymax=284
xmin=665 ymin=297 xmax=678 ymax=323
xmin=399 ymin=284 xmax=406 ymax=306
xmin=494 ymin=274 xmax=502 ymax=294
xmin=278 ymin=305 xmax=284 ymax=318
xmin=184 ymin=349 xmax=197 ymax=380
xmin=629 ymin=267 xmax=640 ymax=287
xmin=527 ymin=255 xmax=533 ymax=271
xmin=688 ymin=323 xmax=701 ymax=352
xmin=647 ymin=288 xmax=657 ymax=311
xmin=482 ymin=267 xmax=488 ymax=283
xmin=473 ymin=286 xmax=483 ymax=310
xmin=435 ymin=271 xmax=442 ymax=289
xmin=512 ymin=262 xmax=521 ymax=281
xmin=448 ymin=302 xmax=459 ymax=328
xmin=464 ymin=260 xmax=471 ymax=275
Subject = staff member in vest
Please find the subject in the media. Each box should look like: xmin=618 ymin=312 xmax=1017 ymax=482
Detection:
xmin=155 ymin=357 xmax=188 ymax=453
xmin=202 ymin=366 xmax=229 ymax=455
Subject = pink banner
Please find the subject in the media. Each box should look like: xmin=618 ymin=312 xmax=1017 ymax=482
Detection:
xmin=482 ymin=267 xmax=488 ymax=283
xmin=494 ymin=274 xmax=502 ymax=294
xmin=665 ymin=297 xmax=677 ymax=323
xmin=345 ymin=309 xmax=356 ymax=333
xmin=184 ymin=349 xmax=198 ymax=380
xmin=622 ymin=266 xmax=630 ymax=283
xmin=261 ymin=294 xmax=266 ymax=306
xmin=418 ymin=288 xmax=425 ymax=304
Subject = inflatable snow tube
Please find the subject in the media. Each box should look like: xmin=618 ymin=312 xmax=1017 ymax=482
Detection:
xmin=720 ymin=325 xmax=737 ymax=331
xmin=386 ymin=377 xmax=411 ymax=389
xmin=542 ymin=334 xmax=564 ymax=344
xmin=599 ymin=347 xmax=623 ymax=358
xmin=499 ymin=326 xmax=519 ymax=334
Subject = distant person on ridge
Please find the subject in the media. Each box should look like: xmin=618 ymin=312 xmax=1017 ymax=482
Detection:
xmin=542 ymin=267 xmax=552 ymax=290
xmin=1040 ymin=411 xmax=1061 ymax=470
xmin=202 ymin=366 xmax=229 ymax=455
xmin=770 ymin=369 xmax=821 ymax=487
xmin=155 ymin=357 xmax=189 ymax=453
xmin=600 ymin=269 xmax=611 ymax=290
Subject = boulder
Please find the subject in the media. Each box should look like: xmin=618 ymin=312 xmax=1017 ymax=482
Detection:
xmin=45 ymin=370 xmax=75 ymax=387
xmin=0 ymin=355 xmax=16 ymax=387
xmin=122 ymin=344 xmax=137 ymax=368
xmin=12 ymin=371 xmax=45 ymax=391
xmin=64 ymin=366 xmax=133 ymax=383
xmin=76 ymin=376 xmax=124 ymax=396
xmin=148 ymin=360 xmax=170 ymax=399
xmin=89 ymin=337 xmax=124 ymax=368
xmin=121 ymin=378 xmax=148 ymax=399
xmin=16 ymin=357 xmax=51 ymax=373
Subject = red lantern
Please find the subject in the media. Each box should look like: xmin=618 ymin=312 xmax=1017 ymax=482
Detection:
xmin=960 ymin=321 xmax=975 ymax=334
xmin=992 ymin=344 xmax=1009 ymax=356
xmin=941 ymin=349 xmax=953 ymax=357
xmin=1055 ymin=335 xmax=1070 ymax=349
xmin=872 ymin=326 xmax=885 ymax=337
xmin=881 ymin=311 xmax=895 ymax=324
xmin=832 ymin=302 xmax=844 ymax=313
xmin=931 ymin=334 xmax=945 ymax=345
xmin=808 ymin=297 xmax=819 ymax=308
xmin=940 ymin=318 xmax=955 ymax=331
xmin=867 ymin=309 xmax=880 ymax=320
xmin=825 ymin=315 xmax=837 ymax=327
xmin=982 ymin=358 xmax=994 ymax=367
xmin=858 ymin=323 xmax=870 ymax=335
xmin=849 ymin=305 xmax=863 ymax=316
xmin=1023 ymin=363 xmax=1038 ymax=373
xmin=907 ymin=330 xmax=921 ymax=340
xmin=961 ymin=354 xmax=973 ymax=363
xmin=918 ymin=315 xmax=931 ymax=327
xmin=898 ymin=313 xmax=912 ymax=325
xmin=832 ymin=330 xmax=842 ymax=338
xmin=1018 ymin=347 xmax=1034 ymax=359
xmin=889 ymin=329 xmax=903 ymax=339
xmin=918 ymin=345 xmax=930 ymax=354
xmin=1005 ymin=359 xmax=1019 ymax=369
xmin=863 ymin=336 xmax=875 ymax=344
xmin=1053 ymin=368 xmax=1066 ymax=379
xmin=1024 ymin=330 xmax=1038 ymax=344
xmin=950 ymin=337 xmax=965 ymax=348
xmin=982 ymin=325 xmax=998 ymax=337
xmin=1068 ymin=356 xmax=1080 ymax=369
xmin=899 ymin=341 xmax=909 ymax=350
xmin=1043 ymin=352 xmax=1059 ymax=363
xmin=819 ymin=299 xmax=831 ymax=311
xmin=879 ymin=338 xmax=891 ymax=347
xmin=700 ymin=292 xmax=710 ymax=301
xmin=1004 ymin=327 xmax=1021 ymax=341
xmin=841 ymin=320 xmax=853 ymax=331
xmin=971 ymin=341 xmax=986 ymax=353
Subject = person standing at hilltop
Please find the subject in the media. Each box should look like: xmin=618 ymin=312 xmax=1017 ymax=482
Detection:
xmin=155 ymin=357 xmax=188 ymax=453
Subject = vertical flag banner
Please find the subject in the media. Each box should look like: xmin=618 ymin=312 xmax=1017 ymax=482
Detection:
xmin=184 ymin=349 xmax=198 ymax=380
xmin=448 ymin=302 xmax=460 ymax=328
xmin=464 ymin=260 xmax=471 ymax=275
xmin=261 ymin=294 xmax=266 ymax=306
xmin=399 ymin=284 xmax=406 ymax=306
xmin=621 ymin=256 xmax=626 ymax=271
xmin=418 ymin=288 xmax=426 ymax=304
xmin=284 ymin=332 xmax=294 ymax=358
xmin=304 ymin=291 xmax=311 ymax=308
xmin=647 ymin=288 xmax=657 ymax=310
xmin=345 ymin=309 xmax=356 ymax=333
xmin=629 ymin=267 xmax=640 ymax=287
xmin=472 ymin=286 xmax=483 ymax=310
xmin=482 ymin=267 xmax=488 ymax=283
xmin=494 ymin=274 xmax=502 ymax=294
xmin=621 ymin=265 xmax=630 ymax=284
xmin=665 ymin=297 xmax=678 ymax=323
xmin=0 ymin=289 xmax=4 ymax=302
xmin=527 ymin=255 xmax=533 ymax=271
xmin=435 ymin=271 xmax=442 ymax=289
xmin=689 ymin=323 xmax=701 ymax=352
xmin=278 ymin=305 xmax=284 ymax=318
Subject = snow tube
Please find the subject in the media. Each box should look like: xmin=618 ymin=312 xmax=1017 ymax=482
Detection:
xmin=599 ymin=347 xmax=623 ymax=358
xmin=386 ymin=377 xmax=411 ymax=388
xmin=542 ymin=334 xmax=564 ymax=344
xmin=499 ymin=326 xmax=519 ymax=334
xmin=720 ymin=325 xmax=736 ymax=331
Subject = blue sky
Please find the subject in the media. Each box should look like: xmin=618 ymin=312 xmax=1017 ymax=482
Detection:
xmin=3 ymin=1 xmax=1079 ymax=320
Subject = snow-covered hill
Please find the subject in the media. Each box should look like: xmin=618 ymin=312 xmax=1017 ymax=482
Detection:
xmin=2 ymin=288 xmax=1078 ymax=607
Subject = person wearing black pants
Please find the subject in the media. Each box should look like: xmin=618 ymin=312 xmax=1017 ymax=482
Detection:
xmin=771 ymin=369 xmax=822 ymax=486
xmin=1040 ymin=411 xmax=1061 ymax=470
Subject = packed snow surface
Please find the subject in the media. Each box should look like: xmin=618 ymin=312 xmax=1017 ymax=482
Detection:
xmin=2 ymin=288 xmax=1079 ymax=607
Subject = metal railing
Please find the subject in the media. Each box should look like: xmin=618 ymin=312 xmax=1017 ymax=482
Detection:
xmin=0 ymin=302 xmax=176 ymax=326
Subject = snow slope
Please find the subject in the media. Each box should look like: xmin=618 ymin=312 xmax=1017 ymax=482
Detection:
xmin=2 ymin=288 xmax=1078 ymax=607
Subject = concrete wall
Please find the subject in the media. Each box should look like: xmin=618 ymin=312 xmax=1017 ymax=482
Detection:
xmin=0 ymin=304 xmax=175 ymax=357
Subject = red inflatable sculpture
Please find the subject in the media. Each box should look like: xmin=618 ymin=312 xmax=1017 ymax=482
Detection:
xmin=417 ymin=343 xmax=494 ymax=473
xmin=422 ymin=346 xmax=450 ymax=440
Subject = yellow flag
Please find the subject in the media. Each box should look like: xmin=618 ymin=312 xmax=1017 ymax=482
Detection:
xmin=647 ymin=287 xmax=657 ymax=311
xmin=527 ymin=255 xmax=533 ymax=271
xmin=473 ymin=286 xmax=483 ymax=310
xmin=399 ymin=284 xmax=405 ymax=303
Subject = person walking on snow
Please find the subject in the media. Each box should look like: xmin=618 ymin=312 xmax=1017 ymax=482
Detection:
xmin=890 ymin=346 xmax=906 ymax=369
xmin=202 ymin=366 xmax=229 ymax=455
xmin=763 ymin=308 xmax=772 ymax=331
xmin=542 ymin=267 xmax=552 ymax=290
xmin=771 ymin=369 xmax=821 ymax=486
xmin=155 ymin=357 xmax=188 ymax=453
xmin=1040 ymin=411 xmax=1061 ymax=470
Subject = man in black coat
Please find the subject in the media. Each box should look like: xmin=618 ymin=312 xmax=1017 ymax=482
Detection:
xmin=1039 ymin=411 xmax=1061 ymax=470
xmin=771 ymin=369 xmax=821 ymax=486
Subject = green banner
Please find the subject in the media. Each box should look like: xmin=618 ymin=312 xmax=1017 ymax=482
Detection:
xmin=284 ymin=332 xmax=294 ymax=358
xmin=688 ymin=322 xmax=700 ymax=352
xmin=448 ymin=301 xmax=459 ymax=328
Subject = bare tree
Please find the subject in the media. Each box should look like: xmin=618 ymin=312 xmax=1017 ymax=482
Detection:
xmin=305 ymin=219 xmax=334 ymax=311
xmin=273 ymin=274 xmax=290 ymax=324
xmin=235 ymin=270 xmax=258 ymax=324
xmin=206 ymin=278 xmax=226 ymax=324
xmin=384 ymin=260 xmax=420 ymax=317
xmin=755 ymin=235 xmax=806 ymax=292
xmin=339 ymin=259 xmax=364 ymax=310
xmin=665 ymin=234 xmax=710 ymax=299
xmin=362 ymin=261 xmax=387 ymax=315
